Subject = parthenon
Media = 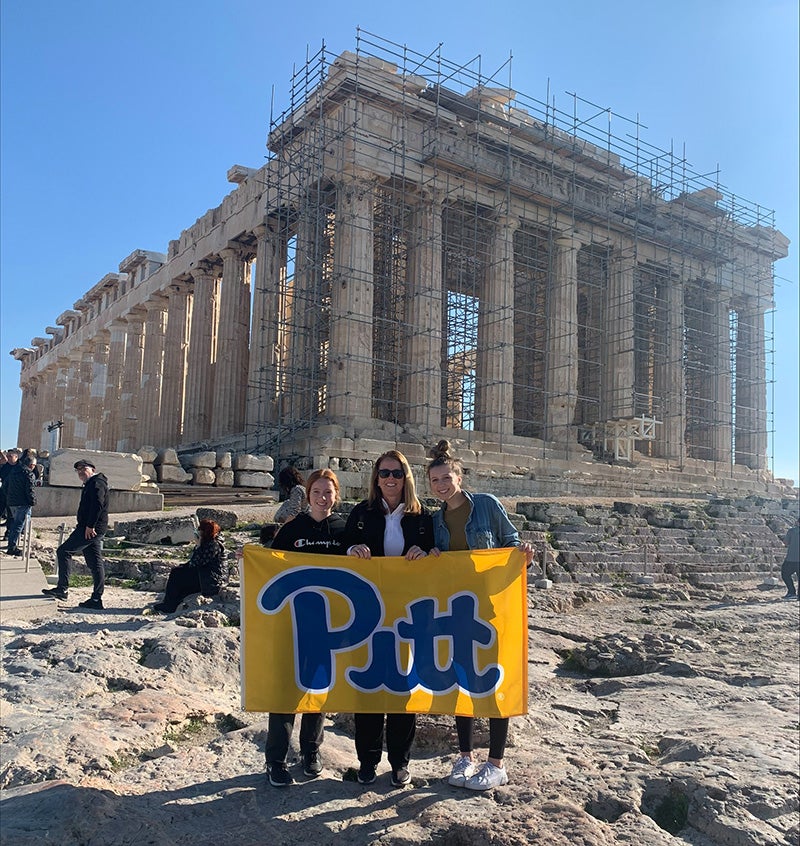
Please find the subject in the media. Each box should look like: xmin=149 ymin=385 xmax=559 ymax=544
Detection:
xmin=11 ymin=33 xmax=790 ymax=498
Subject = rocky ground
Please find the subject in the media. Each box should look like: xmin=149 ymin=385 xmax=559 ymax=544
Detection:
xmin=1 ymin=508 xmax=798 ymax=845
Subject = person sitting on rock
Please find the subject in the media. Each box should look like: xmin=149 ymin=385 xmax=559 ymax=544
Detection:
xmin=153 ymin=519 xmax=227 ymax=613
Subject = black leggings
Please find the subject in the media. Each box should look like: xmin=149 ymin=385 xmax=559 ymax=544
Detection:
xmin=456 ymin=716 xmax=509 ymax=761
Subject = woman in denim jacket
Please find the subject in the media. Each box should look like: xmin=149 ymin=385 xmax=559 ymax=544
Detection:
xmin=427 ymin=439 xmax=533 ymax=791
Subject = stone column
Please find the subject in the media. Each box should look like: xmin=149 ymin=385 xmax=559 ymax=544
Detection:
xmin=70 ymin=344 xmax=95 ymax=448
xmin=103 ymin=318 xmax=128 ymax=450
xmin=711 ymin=294 xmax=733 ymax=467
xmin=159 ymin=281 xmax=191 ymax=446
xmin=655 ymin=277 xmax=686 ymax=463
xmin=735 ymin=300 xmax=767 ymax=470
xmin=603 ymin=248 xmax=635 ymax=419
xmin=139 ymin=294 xmax=169 ymax=446
xmin=544 ymin=232 xmax=581 ymax=442
xmin=402 ymin=192 xmax=443 ymax=431
xmin=183 ymin=262 xmax=219 ymax=443
xmin=247 ymin=222 xmax=285 ymax=429
xmin=211 ymin=245 xmax=251 ymax=438
xmin=119 ymin=308 xmax=147 ymax=452
xmin=86 ymin=331 xmax=109 ymax=450
xmin=476 ymin=213 xmax=518 ymax=436
xmin=328 ymin=176 xmax=375 ymax=420
xmin=18 ymin=375 xmax=40 ymax=449
xmin=52 ymin=356 xmax=71 ymax=448
xmin=61 ymin=348 xmax=84 ymax=447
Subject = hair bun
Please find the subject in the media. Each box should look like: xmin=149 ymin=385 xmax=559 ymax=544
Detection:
xmin=428 ymin=439 xmax=452 ymax=460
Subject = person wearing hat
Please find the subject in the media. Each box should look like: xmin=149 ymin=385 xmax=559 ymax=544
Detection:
xmin=43 ymin=458 xmax=109 ymax=609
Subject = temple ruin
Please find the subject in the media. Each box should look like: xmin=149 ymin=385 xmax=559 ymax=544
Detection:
xmin=11 ymin=32 xmax=791 ymax=498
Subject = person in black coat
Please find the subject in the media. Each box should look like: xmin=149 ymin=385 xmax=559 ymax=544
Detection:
xmin=265 ymin=468 xmax=347 ymax=787
xmin=153 ymin=519 xmax=227 ymax=613
xmin=345 ymin=449 xmax=434 ymax=788
xmin=4 ymin=448 xmax=37 ymax=556
xmin=43 ymin=458 xmax=109 ymax=608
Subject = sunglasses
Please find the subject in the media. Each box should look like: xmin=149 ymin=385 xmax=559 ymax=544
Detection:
xmin=378 ymin=468 xmax=405 ymax=479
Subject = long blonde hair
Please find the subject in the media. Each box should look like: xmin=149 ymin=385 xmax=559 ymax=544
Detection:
xmin=367 ymin=450 xmax=422 ymax=514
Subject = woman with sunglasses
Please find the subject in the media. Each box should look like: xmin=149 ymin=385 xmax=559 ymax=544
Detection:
xmin=426 ymin=439 xmax=534 ymax=791
xmin=345 ymin=450 xmax=434 ymax=787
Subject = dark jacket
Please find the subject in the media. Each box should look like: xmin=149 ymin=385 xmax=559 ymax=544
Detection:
xmin=77 ymin=472 xmax=109 ymax=534
xmin=4 ymin=464 xmax=36 ymax=508
xmin=272 ymin=511 xmax=346 ymax=555
xmin=344 ymin=500 xmax=434 ymax=556
xmin=185 ymin=538 xmax=227 ymax=595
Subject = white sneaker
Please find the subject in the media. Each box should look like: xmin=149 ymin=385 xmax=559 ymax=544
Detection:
xmin=447 ymin=755 xmax=476 ymax=787
xmin=465 ymin=761 xmax=508 ymax=790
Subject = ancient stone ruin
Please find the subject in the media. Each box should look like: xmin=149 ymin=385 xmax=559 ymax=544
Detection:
xmin=10 ymin=34 xmax=791 ymax=500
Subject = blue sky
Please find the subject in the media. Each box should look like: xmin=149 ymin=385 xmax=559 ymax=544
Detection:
xmin=2 ymin=0 xmax=797 ymax=483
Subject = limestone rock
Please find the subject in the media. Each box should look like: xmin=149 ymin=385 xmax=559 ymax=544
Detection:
xmin=214 ymin=468 xmax=234 ymax=487
xmin=233 ymin=454 xmax=274 ymax=472
xmin=113 ymin=516 xmax=197 ymax=545
xmin=234 ymin=471 xmax=274 ymax=488
xmin=154 ymin=448 xmax=180 ymax=467
xmin=141 ymin=462 xmax=157 ymax=482
xmin=191 ymin=467 xmax=215 ymax=486
xmin=137 ymin=446 xmax=158 ymax=463
xmin=216 ymin=451 xmax=232 ymax=469
xmin=49 ymin=449 xmax=143 ymax=491
xmin=156 ymin=464 xmax=191 ymax=484
xmin=195 ymin=508 xmax=237 ymax=531
xmin=188 ymin=451 xmax=217 ymax=469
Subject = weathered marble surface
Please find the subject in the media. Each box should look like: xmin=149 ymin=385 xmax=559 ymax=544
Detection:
xmin=1 ymin=530 xmax=798 ymax=845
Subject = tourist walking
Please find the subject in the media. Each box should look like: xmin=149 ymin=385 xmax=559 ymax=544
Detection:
xmin=426 ymin=439 xmax=533 ymax=791
xmin=153 ymin=519 xmax=227 ymax=613
xmin=0 ymin=448 xmax=22 ymax=538
xmin=4 ymin=448 xmax=37 ymax=556
xmin=265 ymin=468 xmax=347 ymax=787
xmin=781 ymin=517 xmax=799 ymax=600
xmin=345 ymin=450 xmax=434 ymax=788
xmin=43 ymin=458 xmax=109 ymax=609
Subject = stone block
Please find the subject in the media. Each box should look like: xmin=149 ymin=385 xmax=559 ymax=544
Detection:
xmin=214 ymin=468 xmax=234 ymax=487
xmin=216 ymin=451 xmax=232 ymax=469
xmin=113 ymin=516 xmax=197 ymax=545
xmin=191 ymin=467 xmax=216 ymax=485
xmin=49 ymin=449 xmax=144 ymax=491
xmin=233 ymin=454 xmax=274 ymax=472
xmin=142 ymin=463 xmax=157 ymax=482
xmin=196 ymin=507 xmax=238 ymax=530
xmin=137 ymin=446 xmax=158 ymax=463
xmin=188 ymin=451 xmax=217 ymax=469
xmin=157 ymin=464 xmax=192 ymax=484
xmin=155 ymin=448 xmax=180 ymax=467
xmin=234 ymin=471 xmax=274 ymax=488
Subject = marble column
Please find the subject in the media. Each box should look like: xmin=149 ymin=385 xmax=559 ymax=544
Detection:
xmin=328 ymin=176 xmax=375 ymax=420
xmin=711 ymin=294 xmax=733 ymax=467
xmin=246 ymin=222 xmax=285 ymax=429
xmin=402 ymin=192 xmax=443 ymax=431
xmin=119 ymin=308 xmax=147 ymax=452
xmin=545 ymin=232 xmax=581 ymax=441
xmin=17 ymin=375 xmax=40 ymax=449
xmin=183 ymin=262 xmax=219 ymax=443
xmin=139 ymin=294 xmax=169 ymax=445
xmin=61 ymin=349 xmax=84 ymax=447
xmin=86 ymin=331 xmax=110 ymax=450
xmin=103 ymin=318 xmax=128 ymax=450
xmin=735 ymin=301 xmax=767 ymax=470
xmin=71 ymin=344 xmax=95 ymax=448
xmin=655 ymin=277 xmax=686 ymax=463
xmin=52 ymin=356 xmax=71 ymax=448
xmin=476 ymin=213 xmax=518 ymax=436
xmin=603 ymin=249 xmax=635 ymax=419
xmin=159 ymin=282 xmax=191 ymax=446
xmin=211 ymin=245 xmax=251 ymax=438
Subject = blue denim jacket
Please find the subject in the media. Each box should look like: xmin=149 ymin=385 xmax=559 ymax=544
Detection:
xmin=432 ymin=490 xmax=520 ymax=551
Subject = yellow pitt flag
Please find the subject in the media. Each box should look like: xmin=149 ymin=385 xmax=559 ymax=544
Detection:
xmin=241 ymin=545 xmax=528 ymax=717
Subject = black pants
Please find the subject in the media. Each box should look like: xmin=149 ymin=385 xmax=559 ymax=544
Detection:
xmin=161 ymin=566 xmax=206 ymax=612
xmin=456 ymin=716 xmax=509 ymax=761
xmin=354 ymin=713 xmax=416 ymax=769
xmin=781 ymin=557 xmax=799 ymax=595
xmin=56 ymin=527 xmax=105 ymax=599
xmin=264 ymin=712 xmax=325 ymax=766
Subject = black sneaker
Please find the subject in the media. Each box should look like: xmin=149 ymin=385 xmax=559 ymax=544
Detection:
xmin=7 ymin=547 xmax=23 ymax=557
xmin=303 ymin=750 xmax=323 ymax=778
xmin=391 ymin=767 xmax=411 ymax=787
xmin=78 ymin=597 xmax=104 ymax=610
xmin=42 ymin=588 xmax=69 ymax=601
xmin=357 ymin=764 xmax=376 ymax=785
xmin=268 ymin=763 xmax=294 ymax=787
